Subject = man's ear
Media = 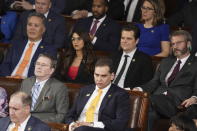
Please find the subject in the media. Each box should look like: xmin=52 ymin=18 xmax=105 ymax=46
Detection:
xmin=111 ymin=72 xmax=115 ymax=81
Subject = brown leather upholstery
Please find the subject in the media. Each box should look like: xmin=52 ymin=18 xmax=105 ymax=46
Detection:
xmin=128 ymin=91 xmax=150 ymax=131
xmin=47 ymin=122 xmax=68 ymax=131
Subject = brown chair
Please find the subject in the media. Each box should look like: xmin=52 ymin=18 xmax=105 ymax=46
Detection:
xmin=47 ymin=122 xmax=68 ymax=131
xmin=128 ymin=91 xmax=150 ymax=131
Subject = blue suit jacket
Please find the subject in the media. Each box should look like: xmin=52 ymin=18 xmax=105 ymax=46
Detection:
xmin=0 ymin=39 xmax=57 ymax=77
xmin=65 ymin=84 xmax=130 ymax=131
xmin=0 ymin=11 xmax=17 ymax=43
xmin=73 ymin=16 xmax=121 ymax=52
xmin=13 ymin=10 xmax=67 ymax=49
xmin=0 ymin=116 xmax=51 ymax=131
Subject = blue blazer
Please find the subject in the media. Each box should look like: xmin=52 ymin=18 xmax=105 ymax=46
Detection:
xmin=0 ymin=11 xmax=17 ymax=43
xmin=0 ymin=39 xmax=57 ymax=77
xmin=73 ymin=16 xmax=121 ymax=52
xmin=65 ymin=84 xmax=130 ymax=131
xmin=13 ymin=10 xmax=67 ymax=49
xmin=0 ymin=116 xmax=51 ymax=131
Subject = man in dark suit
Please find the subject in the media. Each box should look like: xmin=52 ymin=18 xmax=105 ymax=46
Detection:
xmin=0 ymin=91 xmax=51 ymax=131
xmin=64 ymin=0 xmax=124 ymax=20
xmin=13 ymin=0 xmax=67 ymax=49
xmin=0 ymin=12 xmax=56 ymax=78
xmin=20 ymin=53 xmax=69 ymax=123
xmin=112 ymin=24 xmax=153 ymax=89
xmin=65 ymin=58 xmax=130 ymax=131
xmin=8 ymin=0 xmax=65 ymax=13
xmin=73 ymin=0 xmax=121 ymax=52
xmin=134 ymin=30 xmax=197 ymax=131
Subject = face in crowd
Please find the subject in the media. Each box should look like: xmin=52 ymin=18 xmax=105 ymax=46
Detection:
xmin=27 ymin=16 xmax=46 ymax=42
xmin=71 ymin=33 xmax=85 ymax=51
xmin=121 ymin=30 xmax=138 ymax=53
xmin=141 ymin=0 xmax=155 ymax=22
xmin=35 ymin=0 xmax=51 ymax=14
xmin=94 ymin=65 xmax=114 ymax=89
xmin=92 ymin=0 xmax=108 ymax=19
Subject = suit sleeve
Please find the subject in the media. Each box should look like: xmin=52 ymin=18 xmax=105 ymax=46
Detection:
xmin=102 ymin=91 xmax=130 ymax=131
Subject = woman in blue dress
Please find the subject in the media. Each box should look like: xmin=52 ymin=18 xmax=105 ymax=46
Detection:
xmin=0 ymin=0 xmax=17 ymax=43
xmin=136 ymin=0 xmax=170 ymax=57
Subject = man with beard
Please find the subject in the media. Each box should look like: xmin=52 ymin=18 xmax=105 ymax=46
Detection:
xmin=73 ymin=0 xmax=121 ymax=52
xmin=133 ymin=30 xmax=197 ymax=131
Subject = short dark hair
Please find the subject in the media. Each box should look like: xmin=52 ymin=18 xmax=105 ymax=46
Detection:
xmin=121 ymin=24 xmax=140 ymax=39
xmin=170 ymin=114 xmax=197 ymax=131
xmin=27 ymin=12 xmax=47 ymax=27
xmin=95 ymin=58 xmax=113 ymax=73
xmin=11 ymin=91 xmax=32 ymax=107
xmin=37 ymin=53 xmax=57 ymax=69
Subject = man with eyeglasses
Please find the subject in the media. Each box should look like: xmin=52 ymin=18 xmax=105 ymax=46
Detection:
xmin=133 ymin=30 xmax=197 ymax=131
xmin=20 ymin=53 xmax=69 ymax=123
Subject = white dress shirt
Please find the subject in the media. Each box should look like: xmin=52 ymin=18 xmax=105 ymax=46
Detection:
xmin=114 ymin=48 xmax=137 ymax=88
xmin=11 ymin=39 xmax=42 ymax=78
xmin=7 ymin=115 xmax=31 ymax=131
xmin=77 ymin=84 xmax=111 ymax=128
xmin=124 ymin=0 xmax=139 ymax=22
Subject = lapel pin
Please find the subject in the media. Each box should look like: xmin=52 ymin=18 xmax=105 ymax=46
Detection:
xmin=27 ymin=126 xmax=32 ymax=131
xmin=108 ymin=94 xmax=112 ymax=98
xmin=48 ymin=19 xmax=52 ymax=22
xmin=86 ymin=94 xmax=90 ymax=96
xmin=103 ymin=24 xmax=106 ymax=27
xmin=151 ymin=30 xmax=154 ymax=33
xmin=188 ymin=62 xmax=191 ymax=65
xmin=132 ymin=59 xmax=135 ymax=62
xmin=40 ymin=46 xmax=44 ymax=48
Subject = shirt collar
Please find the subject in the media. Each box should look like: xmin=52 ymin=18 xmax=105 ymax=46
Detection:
xmin=123 ymin=48 xmax=137 ymax=58
xmin=93 ymin=15 xmax=106 ymax=23
xmin=95 ymin=83 xmax=111 ymax=92
xmin=177 ymin=54 xmax=190 ymax=63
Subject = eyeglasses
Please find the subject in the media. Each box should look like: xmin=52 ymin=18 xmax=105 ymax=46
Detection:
xmin=35 ymin=62 xmax=51 ymax=68
xmin=171 ymin=41 xmax=186 ymax=46
xmin=71 ymin=37 xmax=82 ymax=41
xmin=141 ymin=6 xmax=154 ymax=11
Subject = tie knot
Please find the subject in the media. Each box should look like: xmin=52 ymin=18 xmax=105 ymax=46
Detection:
xmin=94 ymin=20 xmax=99 ymax=24
xmin=34 ymin=82 xmax=40 ymax=88
xmin=124 ymin=55 xmax=129 ymax=59
xmin=177 ymin=60 xmax=181 ymax=65
xmin=98 ymin=89 xmax=103 ymax=94
xmin=29 ymin=42 xmax=35 ymax=47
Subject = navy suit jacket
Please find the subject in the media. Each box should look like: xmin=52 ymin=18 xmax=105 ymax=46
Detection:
xmin=13 ymin=10 xmax=67 ymax=49
xmin=0 ymin=116 xmax=51 ymax=131
xmin=112 ymin=49 xmax=154 ymax=89
xmin=65 ymin=84 xmax=130 ymax=131
xmin=0 ymin=39 xmax=57 ymax=77
xmin=73 ymin=16 xmax=121 ymax=51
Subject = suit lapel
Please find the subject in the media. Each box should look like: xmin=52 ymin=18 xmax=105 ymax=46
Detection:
xmin=2 ymin=117 xmax=11 ymax=131
xmin=24 ymin=116 xmax=34 ymax=131
xmin=95 ymin=17 xmax=109 ymax=36
xmin=33 ymin=78 xmax=52 ymax=110
xmin=99 ymin=85 xmax=114 ymax=117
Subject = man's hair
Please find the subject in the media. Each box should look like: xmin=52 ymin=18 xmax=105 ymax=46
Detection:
xmin=170 ymin=30 xmax=192 ymax=43
xmin=121 ymin=24 xmax=140 ymax=39
xmin=95 ymin=58 xmax=113 ymax=73
xmin=94 ymin=0 xmax=109 ymax=7
xmin=27 ymin=12 xmax=47 ymax=27
xmin=10 ymin=91 xmax=32 ymax=107
xmin=37 ymin=53 xmax=57 ymax=69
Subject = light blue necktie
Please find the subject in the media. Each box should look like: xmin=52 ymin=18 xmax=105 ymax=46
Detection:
xmin=31 ymin=82 xmax=40 ymax=110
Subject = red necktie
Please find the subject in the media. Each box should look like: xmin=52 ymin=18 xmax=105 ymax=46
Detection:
xmin=89 ymin=20 xmax=99 ymax=36
xmin=167 ymin=60 xmax=181 ymax=85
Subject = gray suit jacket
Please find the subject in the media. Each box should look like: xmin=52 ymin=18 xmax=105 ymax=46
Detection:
xmin=20 ymin=76 xmax=69 ymax=123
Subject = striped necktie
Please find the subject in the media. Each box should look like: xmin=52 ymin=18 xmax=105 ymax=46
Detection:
xmin=31 ymin=82 xmax=40 ymax=110
xmin=86 ymin=89 xmax=103 ymax=122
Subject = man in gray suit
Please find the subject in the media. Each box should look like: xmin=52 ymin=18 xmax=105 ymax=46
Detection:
xmin=134 ymin=30 xmax=197 ymax=131
xmin=20 ymin=53 xmax=69 ymax=123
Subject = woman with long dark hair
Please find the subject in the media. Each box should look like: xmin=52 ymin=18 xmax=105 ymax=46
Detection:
xmin=55 ymin=29 xmax=96 ymax=84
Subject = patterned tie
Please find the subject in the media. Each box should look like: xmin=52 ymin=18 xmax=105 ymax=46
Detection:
xmin=114 ymin=55 xmax=129 ymax=85
xmin=12 ymin=124 xmax=20 ymax=131
xmin=86 ymin=89 xmax=103 ymax=122
xmin=89 ymin=20 xmax=99 ymax=36
xmin=31 ymin=82 xmax=40 ymax=110
xmin=167 ymin=60 xmax=182 ymax=85
xmin=13 ymin=42 xmax=35 ymax=79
